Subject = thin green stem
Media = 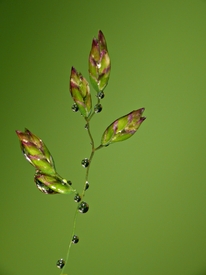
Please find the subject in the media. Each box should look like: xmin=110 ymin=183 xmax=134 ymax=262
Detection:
xmin=61 ymin=98 xmax=104 ymax=274
xmin=60 ymin=206 xmax=79 ymax=275
xmin=87 ymin=110 xmax=95 ymax=122
xmin=81 ymin=119 xmax=95 ymax=197
xmin=95 ymin=144 xmax=104 ymax=151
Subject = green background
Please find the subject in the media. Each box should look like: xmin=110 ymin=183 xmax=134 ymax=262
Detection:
xmin=1 ymin=1 xmax=206 ymax=275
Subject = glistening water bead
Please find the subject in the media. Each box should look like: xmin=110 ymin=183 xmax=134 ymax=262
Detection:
xmin=56 ymin=259 xmax=65 ymax=269
xmin=72 ymin=235 xmax=79 ymax=244
xmin=72 ymin=103 xmax=79 ymax=112
xmin=97 ymin=91 xmax=104 ymax=99
xmin=74 ymin=194 xmax=81 ymax=202
xmin=81 ymin=158 xmax=89 ymax=168
xmin=85 ymin=181 xmax=89 ymax=190
xmin=35 ymin=179 xmax=57 ymax=194
xmin=78 ymin=201 xmax=89 ymax=213
xmin=62 ymin=179 xmax=72 ymax=186
xmin=94 ymin=103 xmax=102 ymax=113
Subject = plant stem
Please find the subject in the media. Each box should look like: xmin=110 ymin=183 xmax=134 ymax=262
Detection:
xmin=81 ymin=120 xmax=95 ymax=198
xmin=60 ymin=105 xmax=104 ymax=274
xmin=60 ymin=206 xmax=78 ymax=275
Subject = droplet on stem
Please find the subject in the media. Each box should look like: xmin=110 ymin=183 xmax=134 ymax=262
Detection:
xmin=72 ymin=103 xmax=79 ymax=112
xmin=85 ymin=181 xmax=89 ymax=190
xmin=78 ymin=201 xmax=89 ymax=213
xmin=97 ymin=91 xmax=104 ymax=99
xmin=74 ymin=194 xmax=81 ymax=202
xmin=85 ymin=123 xmax=89 ymax=130
xmin=56 ymin=259 xmax=65 ymax=269
xmin=62 ymin=179 xmax=72 ymax=186
xmin=35 ymin=179 xmax=57 ymax=194
xmin=72 ymin=235 xmax=79 ymax=244
xmin=67 ymin=180 xmax=72 ymax=186
xmin=81 ymin=158 xmax=89 ymax=168
xmin=94 ymin=103 xmax=102 ymax=113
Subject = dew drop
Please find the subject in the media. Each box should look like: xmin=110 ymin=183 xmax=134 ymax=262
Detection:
xmin=81 ymin=158 xmax=89 ymax=168
xmin=94 ymin=103 xmax=102 ymax=113
xmin=74 ymin=194 xmax=81 ymax=202
xmin=56 ymin=259 xmax=65 ymax=269
xmin=35 ymin=179 xmax=57 ymax=194
xmin=62 ymin=179 xmax=72 ymax=186
xmin=85 ymin=123 xmax=89 ymax=130
xmin=78 ymin=201 xmax=89 ymax=213
xmin=72 ymin=235 xmax=79 ymax=244
xmin=67 ymin=180 xmax=72 ymax=186
xmin=97 ymin=91 xmax=104 ymax=99
xmin=72 ymin=103 xmax=79 ymax=112
xmin=85 ymin=181 xmax=89 ymax=191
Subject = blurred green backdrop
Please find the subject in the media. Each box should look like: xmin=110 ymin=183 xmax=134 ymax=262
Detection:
xmin=1 ymin=1 xmax=206 ymax=275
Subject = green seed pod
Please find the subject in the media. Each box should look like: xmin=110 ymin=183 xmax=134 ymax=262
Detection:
xmin=101 ymin=108 xmax=146 ymax=146
xmin=70 ymin=67 xmax=92 ymax=118
xmin=16 ymin=129 xmax=56 ymax=176
xmin=34 ymin=172 xmax=75 ymax=195
xmin=88 ymin=30 xmax=111 ymax=93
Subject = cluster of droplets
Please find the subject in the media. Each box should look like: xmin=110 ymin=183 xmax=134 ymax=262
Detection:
xmin=71 ymin=91 xmax=104 ymax=114
xmin=60 ymin=89 xmax=105 ymax=271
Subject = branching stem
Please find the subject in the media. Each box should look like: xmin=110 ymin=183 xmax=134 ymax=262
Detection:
xmin=60 ymin=106 xmax=103 ymax=275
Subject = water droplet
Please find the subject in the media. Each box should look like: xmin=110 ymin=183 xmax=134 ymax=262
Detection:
xmin=62 ymin=179 xmax=72 ymax=186
xmin=72 ymin=103 xmax=79 ymax=112
xmin=94 ymin=104 xmax=102 ymax=113
xmin=85 ymin=181 xmax=89 ymax=190
xmin=78 ymin=201 xmax=89 ymax=213
xmin=97 ymin=62 xmax=101 ymax=68
xmin=56 ymin=259 xmax=65 ymax=269
xmin=81 ymin=158 xmax=89 ymax=168
xmin=72 ymin=235 xmax=79 ymax=244
xmin=74 ymin=194 xmax=81 ymax=202
xmin=35 ymin=179 xmax=57 ymax=194
xmin=97 ymin=91 xmax=104 ymax=99
xmin=85 ymin=123 xmax=88 ymax=130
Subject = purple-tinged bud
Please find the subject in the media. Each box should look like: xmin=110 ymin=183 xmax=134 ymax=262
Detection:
xmin=16 ymin=129 xmax=74 ymax=195
xmin=89 ymin=30 xmax=111 ymax=93
xmin=101 ymin=108 xmax=146 ymax=146
xmin=34 ymin=171 xmax=75 ymax=195
xmin=70 ymin=67 xmax=92 ymax=118
xmin=16 ymin=129 xmax=56 ymax=176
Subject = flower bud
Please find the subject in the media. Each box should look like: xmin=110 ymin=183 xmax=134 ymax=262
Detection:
xmin=34 ymin=171 xmax=74 ymax=195
xmin=16 ymin=129 xmax=56 ymax=176
xmin=89 ymin=30 xmax=111 ymax=93
xmin=16 ymin=129 xmax=74 ymax=195
xmin=70 ymin=67 xmax=92 ymax=118
xmin=101 ymin=108 xmax=146 ymax=146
